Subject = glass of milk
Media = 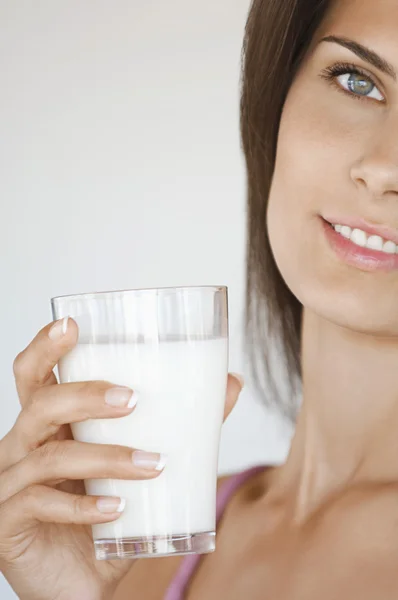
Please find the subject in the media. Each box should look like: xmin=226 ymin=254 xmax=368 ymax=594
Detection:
xmin=51 ymin=286 xmax=228 ymax=560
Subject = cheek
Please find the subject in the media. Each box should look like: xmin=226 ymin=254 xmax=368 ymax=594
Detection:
xmin=266 ymin=83 xmax=358 ymax=300
xmin=266 ymin=104 xmax=332 ymax=303
xmin=273 ymin=95 xmax=352 ymax=205
xmin=267 ymin=173 xmax=321 ymax=308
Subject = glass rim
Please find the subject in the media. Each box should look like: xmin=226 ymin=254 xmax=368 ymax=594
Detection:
xmin=51 ymin=285 xmax=227 ymax=303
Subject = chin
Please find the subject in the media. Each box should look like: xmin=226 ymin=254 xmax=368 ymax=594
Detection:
xmin=298 ymin=283 xmax=398 ymax=338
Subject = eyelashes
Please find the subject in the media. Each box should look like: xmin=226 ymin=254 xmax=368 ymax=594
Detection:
xmin=319 ymin=61 xmax=385 ymax=103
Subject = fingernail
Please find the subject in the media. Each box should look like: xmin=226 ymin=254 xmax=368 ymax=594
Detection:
xmin=231 ymin=372 xmax=245 ymax=389
xmin=49 ymin=317 xmax=69 ymax=341
xmin=105 ymin=387 xmax=136 ymax=408
xmin=132 ymin=451 xmax=167 ymax=471
xmin=96 ymin=497 xmax=126 ymax=513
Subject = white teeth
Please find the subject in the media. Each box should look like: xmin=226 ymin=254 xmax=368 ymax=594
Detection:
xmin=351 ymin=228 xmax=367 ymax=247
xmin=340 ymin=225 xmax=352 ymax=239
xmin=366 ymin=235 xmax=384 ymax=251
xmin=383 ymin=240 xmax=396 ymax=254
xmin=332 ymin=224 xmax=398 ymax=255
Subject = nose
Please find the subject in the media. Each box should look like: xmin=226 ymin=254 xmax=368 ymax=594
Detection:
xmin=350 ymin=136 xmax=398 ymax=202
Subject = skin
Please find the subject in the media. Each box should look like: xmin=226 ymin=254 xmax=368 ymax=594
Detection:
xmin=3 ymin=0 xmax=398 ymax=598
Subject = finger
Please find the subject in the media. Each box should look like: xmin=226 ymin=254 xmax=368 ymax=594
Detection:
xmin=0 ymin=440 xmax=166 ymax=504
xmin=223 ymin=373 xmax=244 ymax=421
xmin=13 ymin=317 xmax=79 ymax=406
xmin=0 ymin=485 xmax=125 ymax=546
xmin=8 ymin=381 xmax=137 ymax=463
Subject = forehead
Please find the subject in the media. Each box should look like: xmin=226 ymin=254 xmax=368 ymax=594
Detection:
xmin=316 ymin=0 xmax=398 ymax=42
xmin=300 ymin=0 xmax=398 ymax=76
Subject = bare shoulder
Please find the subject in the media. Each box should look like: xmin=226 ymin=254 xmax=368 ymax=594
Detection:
xmin=112 ymin=474 xmax=232 ymax=600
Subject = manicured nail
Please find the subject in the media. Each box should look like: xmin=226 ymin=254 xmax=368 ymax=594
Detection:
xmin=49 ymin=317 xmax=69 ymax=341
xmin=105 ymin=387 xmax=136 ymax=408
xmin=132 ymin=451 xmax=167 ymax=471
xmin=96 ymin=497 xmax=126 ymax=513
xmin=230 ymin=372 xmax=244 ymax=388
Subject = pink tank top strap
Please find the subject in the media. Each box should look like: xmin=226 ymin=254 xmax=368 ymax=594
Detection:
xmin=163 ymin=465 xmax=268 ymax=600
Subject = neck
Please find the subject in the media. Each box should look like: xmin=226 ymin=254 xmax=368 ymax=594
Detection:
xmin=273 ymin=307 xmax=398 ymax=521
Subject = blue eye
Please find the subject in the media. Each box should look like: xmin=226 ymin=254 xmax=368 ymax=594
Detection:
xmin=320 ymin=61 xmax=385 ymax=103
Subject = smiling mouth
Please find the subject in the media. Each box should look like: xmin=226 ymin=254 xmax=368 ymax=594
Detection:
xmin=320 ymin=216 xmax=398 ymax=273
xmin=323 ymin=220 xmax=398 ymax=255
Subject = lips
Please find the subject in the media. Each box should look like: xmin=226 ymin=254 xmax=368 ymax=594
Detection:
xmin=320 ymin=216 xmax=398 ymax=272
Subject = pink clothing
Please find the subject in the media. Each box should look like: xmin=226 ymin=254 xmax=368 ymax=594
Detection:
xmin=164 ymin=465 xmax=268 ymax=600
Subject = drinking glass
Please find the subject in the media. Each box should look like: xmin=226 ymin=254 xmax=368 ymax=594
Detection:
xmin=51 ymin=286 xmax=228 ymax=560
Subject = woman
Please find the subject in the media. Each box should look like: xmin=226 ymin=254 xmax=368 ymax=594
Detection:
xmin=2 ymin=0 xmax=398 ymax=597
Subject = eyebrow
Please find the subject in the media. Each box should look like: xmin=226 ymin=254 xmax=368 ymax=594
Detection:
xmin=320 ymin=35 xmax=397 ymax=82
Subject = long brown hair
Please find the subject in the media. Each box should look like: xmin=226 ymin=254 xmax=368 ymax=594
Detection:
xmin=240 ymin=0 xmax=331 ymax=422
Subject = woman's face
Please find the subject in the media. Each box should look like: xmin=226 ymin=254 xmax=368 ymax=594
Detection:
xmin=267 ymin=0 xmax=398 ymax=335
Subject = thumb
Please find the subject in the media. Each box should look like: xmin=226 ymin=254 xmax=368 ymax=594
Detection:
xmin=223 ymin=373 xmax=244 ymax=422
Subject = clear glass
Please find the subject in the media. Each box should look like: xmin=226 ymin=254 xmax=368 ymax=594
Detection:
xmin=51 ymin=286 xmax=228 ymax=560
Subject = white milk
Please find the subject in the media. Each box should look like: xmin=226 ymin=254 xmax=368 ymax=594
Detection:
xmin=58 ymin=337 xmax=228 ymax=543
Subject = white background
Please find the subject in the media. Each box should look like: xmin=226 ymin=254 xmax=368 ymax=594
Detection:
xmin=0 ymin=2 xmax=292 ymax=597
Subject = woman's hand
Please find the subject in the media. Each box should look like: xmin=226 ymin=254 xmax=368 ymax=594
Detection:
xmin=0 ymin=318 xmax=243 ymax=600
